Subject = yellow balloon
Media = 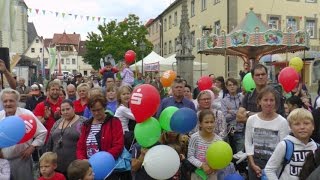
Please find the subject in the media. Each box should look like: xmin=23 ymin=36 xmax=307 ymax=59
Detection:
xmin=289 ymin=57 xmax=303 ymax=72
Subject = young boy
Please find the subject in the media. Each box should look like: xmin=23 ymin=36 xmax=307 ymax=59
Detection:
xmin=102 ymin=61 xmax=115 ymax=87
xmin=67 ymin=160 xmax=94 ymax=180
xmin=264 ymin=108 xmax=318 ymax=180
xmin=38 ymin=152 xmax=66 ymax=180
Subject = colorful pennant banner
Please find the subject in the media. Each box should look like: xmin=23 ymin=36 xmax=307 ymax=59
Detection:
xmin=28 ymin=8 xmax=108 ymax=23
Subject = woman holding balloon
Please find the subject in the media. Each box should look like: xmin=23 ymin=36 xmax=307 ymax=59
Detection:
xmin=244 ymin=86 xmax=290 ymax=180
xmin=47 ymin=99 xmax=87 ymax=177
xmin=0 ymin=88 xmax=47 ymax=180
xmin=76 ymin=95 xmax=124 ymax=179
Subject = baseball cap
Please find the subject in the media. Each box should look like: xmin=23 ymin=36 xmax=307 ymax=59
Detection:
xmin=30 ymin=84 xmax=40 ymax=95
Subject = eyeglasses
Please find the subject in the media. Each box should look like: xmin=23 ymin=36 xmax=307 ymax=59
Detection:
xmin=199 ymin=98 xmax=211 ymax=101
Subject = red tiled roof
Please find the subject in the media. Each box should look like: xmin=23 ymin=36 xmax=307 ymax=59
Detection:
xmin=145 ymin=19 xmax=154 ymax=27
xmin=44 ymin=38 xmax=53 ymax=48
xmin=52 ymin=32 xmax=81 ymax=45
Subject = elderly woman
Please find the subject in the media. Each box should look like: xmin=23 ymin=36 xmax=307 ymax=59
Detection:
xmin=190 ymin=90 xmax=227 ymax=140
xmin=47 ymin=99 xmax=86 ymax=177
xmin=73 ymin=83 xmax=90 ymax=115
xmin=76 ymin=95 xmax=124 ymax=179
xmin=0 ymin=88 xmax=47 ymax=180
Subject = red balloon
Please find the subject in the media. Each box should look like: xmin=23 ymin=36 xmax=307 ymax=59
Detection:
xmin=18 ymin=114 xmax=37 ymax=144
xmin=278 ymin=67 xmax=299 ymax=93
xmin=198 ymin=76 xmax=213 ymax=91
xmin=130 ymin=84 xmax=160 ymax=123
xmin=124 ymin=50 xmax=136 ymax=64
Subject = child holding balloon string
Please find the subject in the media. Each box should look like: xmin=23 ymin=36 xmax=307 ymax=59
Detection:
xmin=187 ymin=109 xmax=222 ymax=180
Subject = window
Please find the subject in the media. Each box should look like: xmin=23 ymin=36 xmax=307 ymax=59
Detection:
xmin=61 ymin=58 xmax=64 ymax=64
xmin=214 ymin=0 xmax=221 ymax=4
xmin=66 ymin=58 xmax=70 ymax=64
xmin=191 ymin=31 xmax=195 ymax=47
xmin=214 ymin=21 xmax=221 ymax=35
xmin=31 ymin=48 xmax=35 ymax=53
xmin=164 ymin=42 xmax=167 ymax=55
xmin=72 ymin=58 xmax=76 ymax=64
xmin=174 ymin=12 xmax=178 ymax=26
xmin=201 ymin=0 xmax=207 ymax=11
xmin=164 ymin=19 xmax=167 ymax=31
xmin=169 ymin=16 xmax=172 ymax=29
xmin=287 ymin=17 xmax=298 ymax=32
xmin=169 ymin=41 xmax=172 ymax=54
xmin=40 ymin=48 xmax=42 ymax=53
xmin=174 ymin=38 xmax=177 ymax=52
xmin=35 ymin=39 xmax=39 ymax=43
xmin=268 ymin=16 xmax=280 ymax=30
xmin=156 ymin=22 xmax=158 ymax=32
xmin=306 ymin=19 xmax=316 ymax=38
xmin=84 ymin=71 xmax=87 ymax=76
xmin=191 ymin=0 xmax=195 ymax=17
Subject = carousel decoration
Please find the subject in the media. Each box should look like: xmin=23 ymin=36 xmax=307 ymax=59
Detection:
xmin=197 ymin=8 xmax=310 ymax=62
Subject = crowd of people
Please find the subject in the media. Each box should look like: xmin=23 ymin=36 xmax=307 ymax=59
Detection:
xmin=0 ymin=58 xmax=320 ymax=180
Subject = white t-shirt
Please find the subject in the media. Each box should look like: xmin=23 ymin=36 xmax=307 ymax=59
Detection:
xmin=114 ymin=104 xmax=135 ymax=133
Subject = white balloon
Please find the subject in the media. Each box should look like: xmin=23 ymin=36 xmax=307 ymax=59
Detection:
xmin=143 ymin=145 xmax=180 ymax=179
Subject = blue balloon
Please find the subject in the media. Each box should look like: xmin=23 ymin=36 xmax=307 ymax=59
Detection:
xmin=170 ymin=108 xmax=197 ymax=134
xmin=89 ymin=151 xmax=115 ymax=180
xmin=0 ymin=116 xmax=26 ymax=148
xmin=224 ymin=173 xmax=245 ymax=180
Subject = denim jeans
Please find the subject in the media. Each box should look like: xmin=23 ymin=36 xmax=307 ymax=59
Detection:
xmin=228 ymin=132 xmax=245 ymax=153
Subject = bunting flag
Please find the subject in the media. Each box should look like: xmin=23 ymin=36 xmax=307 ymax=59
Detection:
xmin=27 ymin=8 xmax=107 ymax=23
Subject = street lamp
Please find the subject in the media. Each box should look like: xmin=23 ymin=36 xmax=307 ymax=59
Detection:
xmin=140 ymin=41 xmax=146 ymax=75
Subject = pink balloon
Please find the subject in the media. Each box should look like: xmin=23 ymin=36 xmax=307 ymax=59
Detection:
xmin=130 ymin=84 xmax=161 ymax=123
xmin=278 ymin=67 xmax=299 ymax=93
xmin=198 ymin=76 xmax=213 ymax=91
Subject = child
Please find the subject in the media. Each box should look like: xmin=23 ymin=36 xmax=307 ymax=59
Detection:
xmin=67 ymin=160 xmax=94 ymax=180
xmin=120 ymin=62 xmax=134 ymax=86
xmin=0 ymin=158 xmax=10 ymax=180
xmin=102 ymin=61 xmax=115 ymax=87
xmin=187 ymin=109 xmax=222 ymax=180
xmin=38 ymin=152 xmax=66 ymax=180
xmin=264 ymin=108 xmax=318 ymax=180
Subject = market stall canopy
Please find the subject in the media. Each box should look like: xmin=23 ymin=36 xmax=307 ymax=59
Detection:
xmin=130 ymin=51 xmax=165 ymax=67
xmin=197 ymin=8 xmax=310 ymax=62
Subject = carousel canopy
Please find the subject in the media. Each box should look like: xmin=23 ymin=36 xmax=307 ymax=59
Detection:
xmin=197 ymin=8 xmax=310 ymax=61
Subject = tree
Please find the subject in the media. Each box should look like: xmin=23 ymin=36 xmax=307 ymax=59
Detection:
xmin=83 ymin=14 xmax=153 ymax=69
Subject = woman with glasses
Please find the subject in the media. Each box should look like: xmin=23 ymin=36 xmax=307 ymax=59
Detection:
xmin=76 ymin=95 xmax=124 ymax=179
xmin=47 ymin=99 xmax=86 ymax=177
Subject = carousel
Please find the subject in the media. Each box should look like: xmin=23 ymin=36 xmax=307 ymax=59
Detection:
xmin=197 ymin=8 xmax=310 ymax=63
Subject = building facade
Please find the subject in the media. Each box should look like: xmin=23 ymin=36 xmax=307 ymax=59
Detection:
xmin=146 ymin=0 xmax=320 ymax=85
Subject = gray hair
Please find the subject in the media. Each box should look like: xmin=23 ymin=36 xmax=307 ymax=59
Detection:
xmin=0 ymin=88 xmax=21 ymax=102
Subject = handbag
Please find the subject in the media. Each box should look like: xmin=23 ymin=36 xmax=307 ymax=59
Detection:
xmin=114 ymin=147 xmax=131 ymax=172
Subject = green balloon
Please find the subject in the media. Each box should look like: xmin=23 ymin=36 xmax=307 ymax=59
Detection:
xmin=159 ymin=106 xmax=179 ymax=131
xmin=242 ymin=73 xmax=256 ymax=92
xmin=195 ymin=168 xmax=208 ymax=180
xmin=206 ymin=141 xmax=233 ymax=170
xmin=134 ymin=117 xmax=161 ymax=148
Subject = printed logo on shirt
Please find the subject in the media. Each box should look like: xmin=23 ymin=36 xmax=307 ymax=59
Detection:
xmin=289 ymin=150 xmax=312 ymax=176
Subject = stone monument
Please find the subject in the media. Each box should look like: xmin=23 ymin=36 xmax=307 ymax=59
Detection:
xmin=175 ymin=0 xmax=195 ymax=87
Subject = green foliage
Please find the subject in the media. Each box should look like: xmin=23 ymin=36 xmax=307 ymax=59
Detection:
xmin=83 ymin=14 xmax=153 ymax=69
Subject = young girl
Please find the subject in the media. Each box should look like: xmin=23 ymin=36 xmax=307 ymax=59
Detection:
xmin=114 ymin=85 xmax=136 ymax=150
xmin=105 ymin=85 xmax=118 ymax=114
xmin=120 ymin=62 xmax=134 ymax=86
xmin=188 ymin=109 xmax=222 ymax=180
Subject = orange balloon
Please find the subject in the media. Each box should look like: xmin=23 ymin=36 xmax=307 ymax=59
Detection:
xmin=160 ymin=70 xmax=177 ymax=87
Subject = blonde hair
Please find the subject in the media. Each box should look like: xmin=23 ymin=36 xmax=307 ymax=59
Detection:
xmin=88 ymin=87 xmax=103 ymax=98
xmin=287 ymin=108 xmax=314 ymax=126
xmin=39 ymin=152 xmax=58 ymax=164
xmin=77 ymin=83 xmax=90 ymax=92
xmin=117 ymin=85 xmax=132 ymax=106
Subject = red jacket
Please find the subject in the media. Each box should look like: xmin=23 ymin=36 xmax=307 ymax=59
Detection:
xmin=76 ymin=116 xmax=124 ymax=159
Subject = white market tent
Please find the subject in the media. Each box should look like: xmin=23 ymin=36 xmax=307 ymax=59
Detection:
xmin=130 ymin=51 xmax=208 ymax=85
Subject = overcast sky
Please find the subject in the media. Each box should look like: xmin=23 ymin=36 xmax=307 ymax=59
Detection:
xmin=24 ymin=0 xmax=172 ymax=40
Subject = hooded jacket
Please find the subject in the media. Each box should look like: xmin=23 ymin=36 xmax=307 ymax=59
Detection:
xmin=221 ymin=93 xmax=243 ymax=132
xmin=265 ymin=135 xmax=318 ymax=180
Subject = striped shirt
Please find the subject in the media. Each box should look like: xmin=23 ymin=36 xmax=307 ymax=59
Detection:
xmin=187 ymin=132 xmax=222 ymax=168
xmin=86 ymin=124 xmax=102 ymax=158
